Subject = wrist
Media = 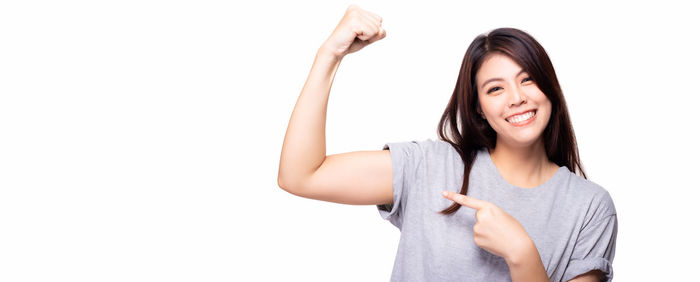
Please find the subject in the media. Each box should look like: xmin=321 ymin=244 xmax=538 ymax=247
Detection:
xmin=318 ymin=42 xmax=344 ymax=61
xmin=506 ymin=238 xmax=538 ymax=267
xmin=505 ymin=238 xmax=549 ymax=282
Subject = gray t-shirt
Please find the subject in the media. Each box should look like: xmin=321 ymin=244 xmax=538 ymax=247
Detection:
xmin=377 ymin=138 xmax=617 ymax=282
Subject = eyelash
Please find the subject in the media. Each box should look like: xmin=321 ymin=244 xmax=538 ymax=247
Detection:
xmin=487 ymin=77 xmax=533 ymax=94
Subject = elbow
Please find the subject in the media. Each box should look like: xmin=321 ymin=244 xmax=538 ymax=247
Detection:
xmin=277 ymin=175 xmax=301 ymax=196
xmin=277 ymin=166 xmax=291 ymax=191
xmin=277 ymin=166 xmax=311 ymax=197
xmin=277 ymin=175 xmax=290 ymax=191
xmin=278 ymin=177 xmax=313 ymax=199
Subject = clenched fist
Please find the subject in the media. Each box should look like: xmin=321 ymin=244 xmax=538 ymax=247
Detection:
xmin=321 ymin=4 xmax=386 ymax=59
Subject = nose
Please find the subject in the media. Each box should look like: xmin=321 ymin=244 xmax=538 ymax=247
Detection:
xmin=509 ymin=86 xmax=527 ymax=107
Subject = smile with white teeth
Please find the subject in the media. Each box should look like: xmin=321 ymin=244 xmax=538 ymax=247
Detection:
xmin=506 ymin=110 xmax=535 ymax=123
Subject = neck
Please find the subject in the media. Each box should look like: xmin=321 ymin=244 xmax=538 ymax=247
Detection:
xmin=488 ymin=137 xmax=557 ymax=188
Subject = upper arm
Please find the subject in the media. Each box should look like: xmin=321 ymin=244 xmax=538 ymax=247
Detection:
xmin=568 ymin=270 xmax=604 ymax=282
xmin=280 ymin=150 xmax=394 ymax=205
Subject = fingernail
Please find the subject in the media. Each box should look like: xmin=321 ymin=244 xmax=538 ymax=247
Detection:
xmin=442 ymin=191 xmax=448 ymax=197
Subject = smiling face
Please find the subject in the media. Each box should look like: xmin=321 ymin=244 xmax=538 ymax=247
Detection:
xmin=475 ymin=53 xmax=552 ymax=148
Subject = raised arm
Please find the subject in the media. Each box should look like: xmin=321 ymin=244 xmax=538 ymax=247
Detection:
xmin=277 ymin=5 xmax=392 ymax=205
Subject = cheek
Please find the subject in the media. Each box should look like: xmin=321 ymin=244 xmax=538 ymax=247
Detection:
xmin=528 ymin=90 xmax=551 ymax=111
xmin=526 ymin=87 xmax=547 ymax=100
xmin=480 ymin=97 xmax=505 ymax=118
xmin=539 ymin=102 xmax=553 ymax=124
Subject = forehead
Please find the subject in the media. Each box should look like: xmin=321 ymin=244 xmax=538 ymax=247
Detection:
xmin=476 ymin=54 xmax=525 ymax=83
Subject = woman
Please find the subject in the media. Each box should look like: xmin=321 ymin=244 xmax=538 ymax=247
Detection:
xmin=278 ymin=5 xmax=617 ymax=282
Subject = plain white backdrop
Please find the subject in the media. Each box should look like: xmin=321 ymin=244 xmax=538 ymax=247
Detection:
xmin=1 ymin=0 xmax=698 ymax=281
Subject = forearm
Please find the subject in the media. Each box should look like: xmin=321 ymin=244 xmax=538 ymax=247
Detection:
xmin=278 ymin=44 xmax=342 ymax=189
xmin=506 ymin=240 xmax=550 ymax=282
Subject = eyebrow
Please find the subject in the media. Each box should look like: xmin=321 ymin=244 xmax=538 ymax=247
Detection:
xmin=480 ymin=69 xmax=528 ymax=89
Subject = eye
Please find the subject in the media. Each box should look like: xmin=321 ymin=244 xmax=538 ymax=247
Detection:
xmin=487 ymin=86 xmax=502 ymax=94
xmin=522 ymin=77 xmax=532 ymax=83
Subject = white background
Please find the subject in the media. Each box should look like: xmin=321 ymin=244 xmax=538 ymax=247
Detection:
xmin=1 ymin=0 xmax=698 ymax=281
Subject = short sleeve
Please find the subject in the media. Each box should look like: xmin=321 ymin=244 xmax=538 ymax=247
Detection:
xmin=563 ymin=193 xmax=618 ymax=282
xmin=376 ymin=140 xmax=425 ymax=230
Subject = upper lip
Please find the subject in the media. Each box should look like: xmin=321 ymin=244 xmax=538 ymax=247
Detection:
xmin=505 ymin=109 xmax=537 ymax=120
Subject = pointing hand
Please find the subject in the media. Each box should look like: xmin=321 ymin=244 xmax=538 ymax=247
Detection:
xmin=442 ymin=190 xmax=534 ymax=264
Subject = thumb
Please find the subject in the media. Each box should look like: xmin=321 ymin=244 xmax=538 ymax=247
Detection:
xmin=442 ymin=191 xmax=488 ymax=210
xmin=367 ymin=27 xmax=387 ymax=44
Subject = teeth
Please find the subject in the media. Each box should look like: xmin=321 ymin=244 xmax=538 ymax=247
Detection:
xmin=507 ymin=110 xmax=535 ymax=123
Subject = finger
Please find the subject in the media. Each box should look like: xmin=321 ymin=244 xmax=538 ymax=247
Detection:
xmin=358 ymin=13 xmax=382 ymax=38
xmin=359 ymin=15 xmax=384 ymax=43
xmin=442 ymin=191 xmax=488 ymax=210
xmin=352 ymin=22 xmax=371 ymax=41
xmin=366 ymin=26 xmax=386 ymax=44
xmin=353 ymin=18 xmax=376 ymax=41
xmin=364 ymin=10 xmax=383 ymax=24
xmin=359 ymin=12 xmax=380 ymax=29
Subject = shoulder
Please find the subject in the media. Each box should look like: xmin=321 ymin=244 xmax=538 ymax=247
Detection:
xmin=565 ymin=172 xmax=617 ymax=223
xmin=409 ymin=138 xmax=451 ymax=150
xmin=382 ymin=138 xmax=455 ymax=156
xmin=381 ymin=138 xmax=466 ymax=175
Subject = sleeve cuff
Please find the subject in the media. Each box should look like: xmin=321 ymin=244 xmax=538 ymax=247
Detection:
xmin=562 ymin=257 xmax=613 ymax=282
xmin=376 ymin=143 xmax=404 ymax=230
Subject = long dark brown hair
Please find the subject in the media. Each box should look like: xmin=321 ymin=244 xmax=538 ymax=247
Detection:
xmin=438 ymin=27 xmax=586 ymax=215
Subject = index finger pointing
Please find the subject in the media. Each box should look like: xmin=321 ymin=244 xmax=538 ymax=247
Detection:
xmin=442 ymin=191 xmax=488 ymax=210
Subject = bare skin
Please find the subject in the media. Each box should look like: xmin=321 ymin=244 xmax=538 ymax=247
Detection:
xmin=277 ymin=5 xmax=389 ymax=205
xmin=475 ymin=53 xmax=560 ymax=188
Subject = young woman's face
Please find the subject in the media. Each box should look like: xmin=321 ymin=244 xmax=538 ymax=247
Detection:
xmin=475 ymin=53 xmax=552 ymax=148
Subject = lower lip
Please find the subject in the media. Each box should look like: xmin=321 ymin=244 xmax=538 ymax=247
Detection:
xmin=507 ymin=111 xmax=536 ymax=127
